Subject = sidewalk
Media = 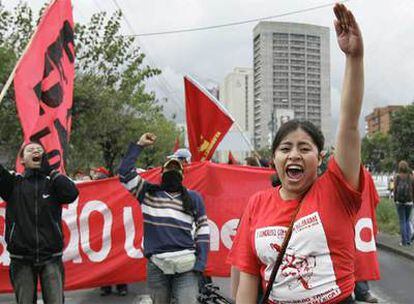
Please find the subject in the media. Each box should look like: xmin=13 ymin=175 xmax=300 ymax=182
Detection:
xmin=376 ymin=232 xmax=414 ymax=261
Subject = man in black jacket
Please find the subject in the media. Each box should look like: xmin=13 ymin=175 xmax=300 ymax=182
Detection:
xmin=0 ymin=141 xmax=79 ymax=304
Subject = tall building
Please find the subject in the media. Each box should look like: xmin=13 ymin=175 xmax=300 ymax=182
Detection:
xmin=217 ymin=67 xmax=254 ymax=163
xmin=365 ymin=105 xmax=404 ymax=135
xmin=253 ymin=22 xmax=331 ymax=149
xmin=219 ymin=67 xmax=254 ymax=140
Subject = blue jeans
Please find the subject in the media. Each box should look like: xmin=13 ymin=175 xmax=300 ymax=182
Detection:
xmin=147 ymin=260 xmax=199 ymax=304
xmin=396 ymin=203 xmax=413 ymax=245
xmin=9 ymin=258 xmax=64 ymax=304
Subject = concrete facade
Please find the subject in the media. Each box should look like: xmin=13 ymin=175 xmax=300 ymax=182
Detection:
xmin=253 ymin=21 xmax=331 ymax=149
xmin=219 ymin=67 xmax=254 ymax=141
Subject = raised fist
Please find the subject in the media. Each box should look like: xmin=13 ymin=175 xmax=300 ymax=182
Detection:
xmin=137 ymin=133 xmax=156 ymax=147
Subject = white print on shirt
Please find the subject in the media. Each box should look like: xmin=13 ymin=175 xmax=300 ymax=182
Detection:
xmin=254 ymin=212 xmax=341 ymax=304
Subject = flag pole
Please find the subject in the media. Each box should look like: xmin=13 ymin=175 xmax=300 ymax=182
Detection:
xmin=231 ymin=120 xmax=255 ymax=152
xmin=0 ymin=0 xmax=56 ymax=105
xmin=186 ymin=75 xmax=256 ymax=152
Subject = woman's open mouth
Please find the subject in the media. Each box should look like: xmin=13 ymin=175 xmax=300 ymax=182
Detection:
xmin=286 ymin=165 xmax=304 ymax=181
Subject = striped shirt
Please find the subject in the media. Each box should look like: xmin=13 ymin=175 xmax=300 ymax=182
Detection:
xmin=119 ymin=143 xmax=210 ymax=272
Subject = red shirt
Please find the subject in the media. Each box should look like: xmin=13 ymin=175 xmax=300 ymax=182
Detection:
xmin=230 ymin=158 xmax=364 ymax=304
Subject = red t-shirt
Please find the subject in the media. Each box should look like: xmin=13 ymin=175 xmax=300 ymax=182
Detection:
xmin=230 ymin=158 xmax=364 ymax=304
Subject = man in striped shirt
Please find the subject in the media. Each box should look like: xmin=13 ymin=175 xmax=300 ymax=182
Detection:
xmin=119 ymin=133 xmax=210 ymax=304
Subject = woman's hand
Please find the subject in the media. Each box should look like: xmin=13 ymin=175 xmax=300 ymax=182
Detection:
xmin=334 ymin=3 xmax=363 ymax=58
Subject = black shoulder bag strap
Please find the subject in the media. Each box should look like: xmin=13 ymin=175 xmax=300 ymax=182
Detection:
xmin=259 ymin=197 xmax=304 ymax=304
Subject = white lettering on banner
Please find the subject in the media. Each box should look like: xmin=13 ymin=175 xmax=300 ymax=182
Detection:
xmin=0 ymin=207 xmax=10 ymax=266
xmin=220 ymin=219 xmax=239 ymax=249
xmin=208 ymin=219 xmax=219 ymax=251
xmin=355 ymin=218 xmax=376 ymax=253
xmin=123 ymin=207 xmax=144 ymax=258
xmin=0 ymin=201 xmax=377 ymax=266
xmin=62 ymin=198 xmax=82 ymax=263
xmin=79 ymin=200 xmax=112 ymax=262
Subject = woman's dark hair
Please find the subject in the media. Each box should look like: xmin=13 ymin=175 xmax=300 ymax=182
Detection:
xmin=271 ymin=120 xmax=324 ymax=155
xmin=398 ymin=160 xmax=411 ymax=174
xmin=19 ymin=140 xmax=45 ymax=158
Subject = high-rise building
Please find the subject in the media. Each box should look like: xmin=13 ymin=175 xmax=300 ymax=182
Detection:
xmin=253 ymin=22 xmax=331 ymax=149
xmin=219 ymin=67 xmax=254 ymax=140
xmin=215 ymin=68 xmax=254 ymax=163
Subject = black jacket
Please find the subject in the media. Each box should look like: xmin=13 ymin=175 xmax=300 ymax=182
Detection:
xmin=0 ymin=165 xmax=79 ymax=263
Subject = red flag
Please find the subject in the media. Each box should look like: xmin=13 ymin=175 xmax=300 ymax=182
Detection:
xmin=354 ymin=169 xmax=381 ymax=281
xmin=173 ymin=136 xmax=180 ymax=152
xmin=14 ymin=0 xmax=75 ymax=173
xmin=228 ymin=151 xmax=238 ymax=165
xmin=184 ymin=76 xmax=234 ymax=161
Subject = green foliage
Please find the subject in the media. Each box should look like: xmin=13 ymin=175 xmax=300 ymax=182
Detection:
xmin=0 ymin=47 xmax=21 ymax=166
xmin=376 ymin=198 xmax=399 ymax=235
xmin=389 ymin=105 xmax=414 ymax=167
xmin=361 ymin=132 xmax=394 ymax=172
xmin=0 ymin=2 xmax=179 ymax=174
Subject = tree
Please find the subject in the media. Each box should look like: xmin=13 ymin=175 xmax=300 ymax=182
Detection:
xmin=0 ymin=2 xmax=39 ymax=166
xmin=389 ymin=105 xmax=414 ymax=167
xmin=0 ymin=3 xmax=179 ymax=173
xmin=70 ymin=10 xmax=179 ymax=174
xmin=361 ymin=132 xmax=394 ymax=172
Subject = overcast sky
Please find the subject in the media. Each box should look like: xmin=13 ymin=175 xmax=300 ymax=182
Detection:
xmin=7 ymin=0 xmax=414 ymax=134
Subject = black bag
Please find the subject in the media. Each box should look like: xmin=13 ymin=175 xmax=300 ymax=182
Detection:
xmin=395 ymin=175 xmax=413 ymax=203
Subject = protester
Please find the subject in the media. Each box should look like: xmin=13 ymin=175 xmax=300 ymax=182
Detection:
xmin=388 ymin=176 xmax=394 ymax=200
xmin=245 ymin=156 xmax=261 ymax=167
xmin=228 ymin=161 xmax=282 ymax=302
xmin=0 ymin=141 xmax=79 ymax=304
xmin=231 ymin=4 xmax=364 ymax=303
xmin=89 ymin=166 xmax=110 ymax=180
xmin=119 ymin=133 xmax=210 ymax=304
xmin=89 ymin=167 xmax=129 ymax=297
xmin=168 ymin=148 xmax=192 ymax=164
xmin=73 ymin=169 xmax=91 ymax=181
xmin=393 ymin=160 xmax=414 ymax=246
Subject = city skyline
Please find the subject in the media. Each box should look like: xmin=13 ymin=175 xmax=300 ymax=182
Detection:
xmin=6 ymin=0 xmax=414 ymax=138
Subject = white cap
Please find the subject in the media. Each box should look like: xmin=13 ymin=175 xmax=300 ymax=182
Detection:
xmin=167 ymin=148 xmax=192 ymax=163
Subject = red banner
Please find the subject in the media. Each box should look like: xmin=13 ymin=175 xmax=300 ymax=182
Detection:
xmin=0 ymin=163 xmax=378 ymax=292
xmin=184 ymin=76 xmax=234 ymax=162
xmin=14 ymin=0 xmax=75 ymax=173
xmin=354 ymin=169 xmax=381 ymax=281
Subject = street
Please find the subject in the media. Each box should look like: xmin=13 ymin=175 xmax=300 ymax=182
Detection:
xmin=369 ymin=249 xmax=414 ymax=304
xmin=0 ymin=248 xmax=413 ymax=303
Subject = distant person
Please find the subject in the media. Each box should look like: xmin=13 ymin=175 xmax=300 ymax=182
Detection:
xmin=393 ymin=160 xmax=414 ymax=246
xmin=245 ymin=156 xmax=261 ymax=167
xmin=73 ymin=169 xmax=91 ymax=181
xmin=0 ymin=141 xmax=79 ymax=304
xmin=119 ymin=133 xmax=210 ymax=304
xmin=388 ymin=176 xmax=394 ymax=200
xmin=168 ymin=148 xmax=192 ymax=164
xmin=89 ymin=166 xmax=110 ymax=180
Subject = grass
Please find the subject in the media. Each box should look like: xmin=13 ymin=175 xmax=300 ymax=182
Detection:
xmin=376 ymin=197 xmax=400 ymax=235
